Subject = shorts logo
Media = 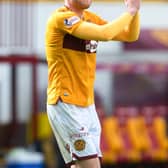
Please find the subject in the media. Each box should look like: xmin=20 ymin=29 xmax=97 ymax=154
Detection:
xmin=74 ymin=139 xmax=86 ymax=151
xmin=64 ymin=16 xmax=80 ymax=27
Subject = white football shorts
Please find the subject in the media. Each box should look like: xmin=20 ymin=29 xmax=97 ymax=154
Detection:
xmin=47 ymin=100 xmax=102 ymax=166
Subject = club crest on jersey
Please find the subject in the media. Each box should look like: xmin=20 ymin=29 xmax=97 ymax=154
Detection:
xmin=85 ymin=40 xmax=98 ymax=53
xmin=64 ymin=16 xmax=80 ymax=27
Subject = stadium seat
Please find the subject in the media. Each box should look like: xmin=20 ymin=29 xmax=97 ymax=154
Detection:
xmin=102 ymin=117 xmax=124 ymax=152
xmin=101 ymin=130 xmax=117 ymax=164
xmin=101 ymin=105 xmax=168 ymax=165
xmin=101 ymin=116 xmax=123 ymax=163
xmin=153 ymin=106 xmax=168 ymax=151
xmin=140 ymin=106 xmax=168 ymax=161
xmin=153 ymin=117 xmax=168 ymax=154
xmin=126 ymin=107 xmax=150 ymax=153
xmin=116 ymin=107 xmax=141 ymax=162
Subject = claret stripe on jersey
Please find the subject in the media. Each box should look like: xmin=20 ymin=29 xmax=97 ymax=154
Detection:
xmin=63 ymin=34 xmax=97 ymax=53
xmin=63 ymin=34 xmax=86 ymax=52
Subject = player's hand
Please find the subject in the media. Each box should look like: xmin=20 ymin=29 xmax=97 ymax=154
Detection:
xmin=125 ymin=0 xmax=141 ymax=15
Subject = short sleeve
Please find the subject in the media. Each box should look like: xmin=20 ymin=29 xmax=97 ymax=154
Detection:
xmin=55 ymin=11 xmax=83 ymax=34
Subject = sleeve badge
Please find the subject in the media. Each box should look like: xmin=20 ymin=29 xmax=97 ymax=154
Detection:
xmin=64 ymin=16 xmax=80 ymax=27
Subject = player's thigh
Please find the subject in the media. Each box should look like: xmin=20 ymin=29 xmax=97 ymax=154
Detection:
xmin=75 ymin=157 xmax=101 ymax=168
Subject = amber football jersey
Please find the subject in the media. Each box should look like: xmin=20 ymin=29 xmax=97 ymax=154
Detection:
xmin=45 ymin=6 xmax=107 ymax=106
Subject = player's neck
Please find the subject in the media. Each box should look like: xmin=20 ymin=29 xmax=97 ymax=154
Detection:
xmin=65 ymin=3 xmax=84 ymax=18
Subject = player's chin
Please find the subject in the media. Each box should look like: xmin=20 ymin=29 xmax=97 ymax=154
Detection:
xmin=81 ymin=1 xmax=92 ymax=9
xmin=81 ymin=3 xmax=91 ymax=9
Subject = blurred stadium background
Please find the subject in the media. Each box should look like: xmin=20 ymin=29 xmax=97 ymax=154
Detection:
xmin=0 ymin=0 xmax=168 ymax=167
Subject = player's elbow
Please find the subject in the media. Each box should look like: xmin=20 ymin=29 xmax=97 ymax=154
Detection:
xmin=127 ymin=33 xmax=140 ymax=42
xmin=128 ymin=37 xmax=138 ymax=42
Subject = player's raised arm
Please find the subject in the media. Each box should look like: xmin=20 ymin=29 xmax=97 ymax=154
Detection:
xmin=72 ymin=0 xmax=139 ymax=41
xmin=113 ymin=0 xmax=141 ymax=41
